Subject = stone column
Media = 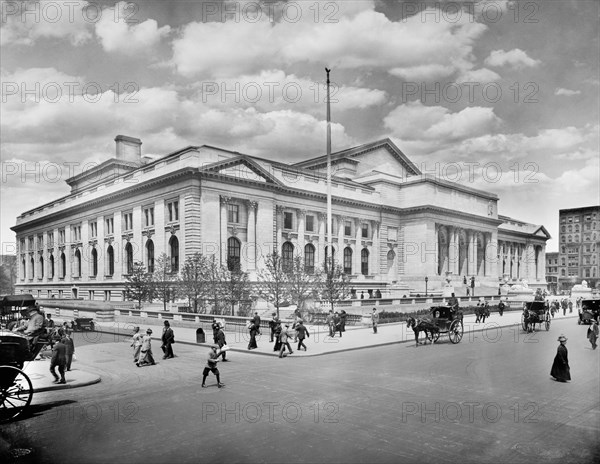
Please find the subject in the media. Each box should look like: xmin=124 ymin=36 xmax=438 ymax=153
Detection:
xmin=448 ymin=227 xmax=456 ymax=276
xmin=354 ymin=218 xmax=362 ymax=274
xmin=246 ymin=201 xmax=257 ymax=271
xmin=220 ymin=196 xmax=230 ymax=265
xmin=297 ymin=209 xmax=306 ymax=258
xmin=337 ymin=215 xmax=345 ymax=266
xmin=472 ymin=233 xmax=478 ymax=277
xmin=373 ymin=221 xmax=380 ymax=276
xmin=275 ymin=205 xmax=284 ymax=254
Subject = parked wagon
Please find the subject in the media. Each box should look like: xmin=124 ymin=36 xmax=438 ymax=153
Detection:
xmin=578 ymin=299 xmax=600 ymax=325
xmin=522 ymin=301 xmax=551 ymax=332
xmin=72 ymin=317 xmax=95 ymax=331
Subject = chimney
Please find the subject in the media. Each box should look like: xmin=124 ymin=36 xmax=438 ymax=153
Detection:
xmin=115 ymin=135 xmax=142 ymax=163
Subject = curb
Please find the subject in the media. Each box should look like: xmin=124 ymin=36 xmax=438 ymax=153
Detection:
xmin=32 ymin=376 xmax=102 ymax=393
xmin=90 ymin=314 xmax=579 ymax=358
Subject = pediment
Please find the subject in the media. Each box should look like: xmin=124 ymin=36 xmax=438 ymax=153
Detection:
xmin=534 ymin=226 xmax=551 ymax=239
xmin=202 ymin=156 xmax=281 ymax=185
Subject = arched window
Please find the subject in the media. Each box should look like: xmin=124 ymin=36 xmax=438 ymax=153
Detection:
xmin=304 ymin=244 xmax=315 ymax=274
xmin=361 ymin=248 xmax=369 ymax=275
xmin=227 ymin=237 xmax=241 ymax=272
xmin=74 ymin=249 xmax=82 ymax=277
xmin=60 ymin=252 xmax=66 ymax=278
xmin=343 ymin=247 xmax=352 ymax=274
xmin=39 ymin=257 xmax=44 ymax=279
xmin=146 ymin=240 xmax=155 ymax=273
xmin=49 ymin=254 xmax=55 ymax=279
xmin=30 ymin=257 xmax=35 ymax=279
xmin=107 ymin=245 xmax=114 ymax=276
xmin=125 ymin=243 xmax=133 ymax=275
xmin=169 ymin=236 xmax=179 ymax=273
xmin=21 ymin=258 xmax=26 ymax=279
xmin=282 ymin=242 xmax=294 ymax=273
xmin=91 ymin=248 xmax=98 ymax=277
xmin=387 ymin=250 xmax=395 ymax=272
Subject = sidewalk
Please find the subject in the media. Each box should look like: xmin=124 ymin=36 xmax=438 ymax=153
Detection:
xmin=23 ymin=358 xmax=101 ymax=393
xmin=86 ymin=308 xmax=580 ymax=358
xmin=27 ymin=309 xmax=578 ymax=392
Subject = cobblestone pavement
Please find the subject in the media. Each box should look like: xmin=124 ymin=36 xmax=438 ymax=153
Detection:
xmin=1 ymin=316 xmax=597 ymax=464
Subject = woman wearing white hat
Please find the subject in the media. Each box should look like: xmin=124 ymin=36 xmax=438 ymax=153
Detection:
xmin=550 ymin=335 xmax=570 ymax=382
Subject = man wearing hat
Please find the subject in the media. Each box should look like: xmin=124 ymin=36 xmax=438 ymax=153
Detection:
xmin=278 ymin=323 xmax=294 ymax=358
xmin=295 ymin=320 xmax=310 ymax=351
xmin=268 ymin=312 xmax=279 ymax=342
xmin=371 ymin=308 xmax=379 ymax=334
xmin=161 ymin=320 xmax=175 ymax=360
xmin=587 ymin=319 xmax=599 ymax=350
xmin=202 ymin=345 xmax=224 ymax=388
xmin=137 ymin=329 xmax=156 ymax=367
xmin=215 ymin=323 xmax=228 ymax=361
xmin=550 ymin=335 xmax=571 ymax=382
xmin=15 ymin=304 xmax=46 ymax=351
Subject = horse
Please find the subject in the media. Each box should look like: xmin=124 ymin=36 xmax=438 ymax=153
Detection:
xmin=406 ymin=317 xmax=439 ymax=346
xmin=523 ymin=309 xmax=541 ymax=333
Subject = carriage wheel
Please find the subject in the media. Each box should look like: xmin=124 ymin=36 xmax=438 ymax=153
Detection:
xmin=0 ymin=366 xmax=33 ymax=422
xmin=449 ymin=320 xmax=463 ymax=344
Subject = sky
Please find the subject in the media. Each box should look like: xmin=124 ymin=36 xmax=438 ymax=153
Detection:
xmin=1 ymin=0 xmax=599 ymax=255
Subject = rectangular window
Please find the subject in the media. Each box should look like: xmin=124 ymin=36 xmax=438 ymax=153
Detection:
xmin=284 ymin=211 xmax=293 ymax=230
xmin=123 ymin=212 xmax=133 ymax=231
xmin=227 ymin=204 xmax=239 ymax=223
xmin=28 ymin=237 xmax=34 ymax=250
xmin=89 ymin=221 xmax=97 ymax=238
xmin=59 ymin=229 xmax=65 ymax=244
xmin=344 ymin=221 xmax=352 ymax=236
xmin=71 ymin=225 xmax=81 ymax=242
xmin=167 ymin=200 xmax=179 ymax=222
xmin=37 ymin=235 xmax=43 ymax=249
xmin=361 ymin=223 xmax=369 ymax=239
xmin=48 ymin=232 xmax=54 ymax=247
xmin=144 ymin=207 xmax=154 ymax=227
xmin=105 ymin=217 xmax=114 ymax=235
xmin=305 ymin=215 xmax=314 ymax=233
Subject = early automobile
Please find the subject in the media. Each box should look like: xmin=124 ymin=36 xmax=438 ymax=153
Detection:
xmin=578 ymin=299 xmax=600 ymax=325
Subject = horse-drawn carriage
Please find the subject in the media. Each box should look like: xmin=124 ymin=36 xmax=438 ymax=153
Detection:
xmin=407 ymin=305 xmax=464 ymax=345
xmin=521 ymin=301 xmax=551 ymax=332
xmin=578 ymin=299 xmax=600 ymax=325
xmin=0 ymin=295 xmax=52 ymax=421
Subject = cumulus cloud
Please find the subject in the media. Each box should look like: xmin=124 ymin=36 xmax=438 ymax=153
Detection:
xmin=0 ymin=0 xmax=93 ymax=46
xmin=383 ymin=101 xmax=501 ymax=143
xmin=95 ymin=1 xmax=170 ymax=55
xmin=484 ymin=49 xmax=541 ymax=69
xmin=192 ymin=69 xmax=387 ymax=114
xmin=171 ymin=2 xmax=487 ymax=80
xmin=555 ymin=88 xmax=581 ymax=96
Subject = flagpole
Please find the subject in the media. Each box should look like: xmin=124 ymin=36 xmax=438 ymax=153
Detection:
xmin=325 ymin=68 xmax=332 ymax=272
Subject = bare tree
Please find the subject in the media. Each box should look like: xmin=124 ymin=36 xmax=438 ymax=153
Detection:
xmin=204 ymin=255 xmax=228 ymax=315
xmin=153 ymin=253 xmax=177 ymax=311
xmin=319 ymin=263 xmax=351 ymax=311
xmin=256 ymin=252 xmax=291 ymax=318
xmin=288 ymin=255 xmax=321 ymax=315
xmin=222 ymin=257 xmax=252 ymax=316
xmin=124 ymin=261 xmax=152 ymax=309
xmin=179 ymin=252 xmax=210 ymax=313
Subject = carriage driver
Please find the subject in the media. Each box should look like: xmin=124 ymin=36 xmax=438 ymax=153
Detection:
xmin=13 ymin=304 xmax=46 ymax=351
xmin=447 ymin=293 xmax=459 ymax=313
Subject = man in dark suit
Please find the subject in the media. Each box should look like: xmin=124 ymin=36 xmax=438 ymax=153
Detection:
xmin=252 ymin=312 xmax=261 ymax=335
xmin=216 ymin=324 xmax=228 ymax=361
xmin=161 ymin=320 xmax=175 ymax=359
xmin=50 ymin=338 xmax=67 ymax=384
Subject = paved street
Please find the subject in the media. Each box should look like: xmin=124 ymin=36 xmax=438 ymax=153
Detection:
xmin=1 ymin=317 xmax=598 ymax=464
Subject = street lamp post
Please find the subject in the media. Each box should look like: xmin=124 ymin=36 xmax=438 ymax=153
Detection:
xmin=425 ymin=276 xmax=428 ymax=297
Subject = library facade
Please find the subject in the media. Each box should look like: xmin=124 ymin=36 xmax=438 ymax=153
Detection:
xmin=12 ymin=135 xmax=550 ymax=301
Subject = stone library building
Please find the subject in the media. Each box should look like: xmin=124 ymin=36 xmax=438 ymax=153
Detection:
xmin=12 ymin=135 xmax=550 ymax=301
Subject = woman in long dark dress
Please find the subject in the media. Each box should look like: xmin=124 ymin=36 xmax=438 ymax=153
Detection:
xmin=550 ymin=335 xmax=570 ymax=382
